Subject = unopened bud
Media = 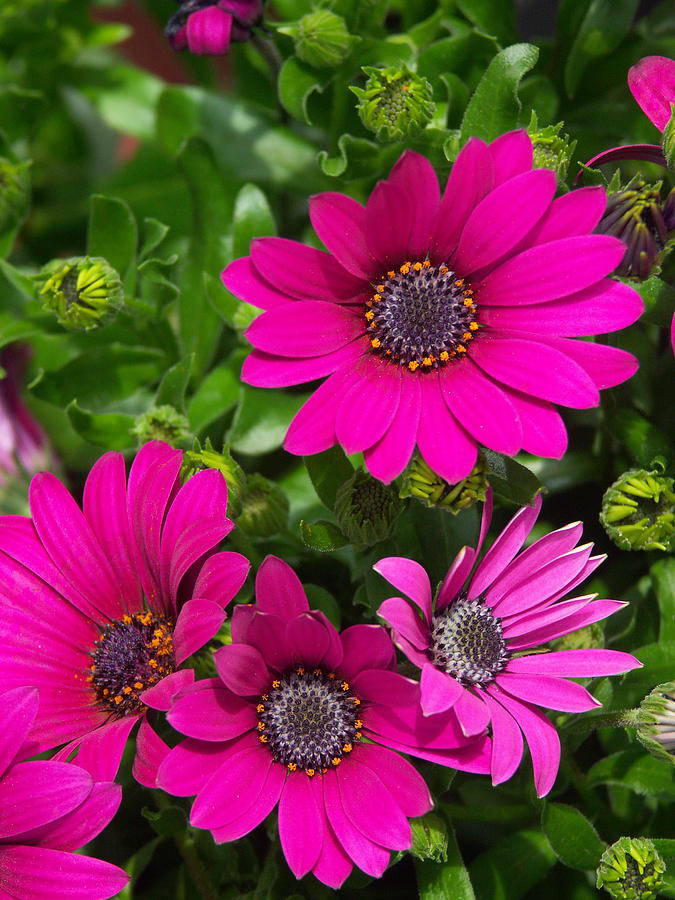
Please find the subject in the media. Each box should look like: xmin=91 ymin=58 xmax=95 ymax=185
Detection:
xmin=181 ymin=438 xmax=246 ymax=518
xmin=38 ymin=256 xmax=123 ymax=331
xmin=351 ymin=64 xmax=435 ymax=141
xmin=401 ymin=454 xmax=488 ymax=514
xmin=334 ymin=468 xmax=401 ymax=547
xmin=596 ymin=837 xmax=665 ymax=900
xmin=279 ymin=10 xmax=352 ymax=69
xmin=528 ymin=113 xmax=577 ymax=184
xmin=237 ymin=473 xmax=289 ymax=537
xmin=131 ymin=406 xmax=190 ymax=447
xmin=600 ymin=467 xmax=675 ymax=552
xmin=636 ymin=681 xmax=675 ymax=766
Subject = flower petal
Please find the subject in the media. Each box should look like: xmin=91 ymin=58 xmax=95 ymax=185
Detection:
xmin=490 ymin=130 xmax=533 ymax=184
xmin=323 ymin=768 xmax=390 ymax=878
xmin=416 ymin=372 xmax=477 ymax=483
xmin=255 ymin=555 xmax=309 ymax=620
xmin=0 ymin=686 xmax=38 ymax=777
xmin=365 ymin=180 xmax=412 ymax=266
xmin=186 ymin=5 xmax=232 ymax=55
xmin=222 ymin=256 xmax=293 ymax=309
xmin=278 ymin=774 xmax=323 ymax=878
xmin=481 ymin=689 xmax=524 ymax=785
xmin=214 ymin=643 xmax=271 ymax=697
xmin=0 ymin=760 xmax=92 ymax=839
xmin=373 ymin=557 xmax=432 ymax=623
xmin=336 ymin=358 xmax=401 ymax=454
xmin=132 ymin=718 xmax=170 ymax=789
xmin=378 ymin=597 xmax=430 ymax=650
xmin=191 ymin=551 xmax=250 ymax=609
xmin=420 ymin=664 xmax=464 ymax=715
xmin=339 ymin=624 xmax=396 ymax=682
xmin=0 ymin=846 xmax=128 ymax=900
xmin=363 ymin=374 xmax=421 ymax=483
xmin=436 ymin=546 xmax=476 ymax=614
xmin=167 ymin=678 xmax=257 ymax=740
xmin=241 ymin=340 xmax=365 ymax=388
xmin=356 ymin=743 xmax=433 ymax=817
xmin=283 ymin=363 xmax=361 ymax=456
xmin=309 ymin=192 xmax=375 ymax=280
xmin=191 ymin=743 xmax=273 ymax=829
xmin=245 ymin=301 xmax=363 ymax=358
xmin=337 ymin=757 xmax=411 ymax=850
xmin=506 ymin=649 xmax=641 ymax=677
xmin=533 ymin=336 xmax=639 ymax=389
xmin=141 ymin=669 xmax=195 ymax=712
xmin=387 ymin=150 xmax=441 ymax=259
xmin=628 ymin=55 xmax=675 ymax=132
xmin=210 ymin=760 xmax=286 ymax=843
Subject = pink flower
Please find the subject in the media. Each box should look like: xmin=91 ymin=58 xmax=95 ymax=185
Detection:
xmin=224 ymin=132 xmax=642 ymax=485
xmin=165 ymin=0 xmax=263 ymax=56
xmin=628 ymin=55 xmax=675 ymax=133
xmin=0 ymin=686 xmax=128 ymax=900
xmin=375 ymin=490 xmax=642 ymax=797
xmin=0 ymin=346 xmax=49 ymax=487
xmin=155 ymin=555 xmax=490 ymax=887
xmin=0 ymin=441 xmax=249 ymax=783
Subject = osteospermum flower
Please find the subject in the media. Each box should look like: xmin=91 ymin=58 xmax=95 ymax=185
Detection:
xmin=0 ymin=686 xmax=128 ymax=900
xmin=224 ymin=131 xmax=642 ymax=484
xmin=0 ymin=440 xmax=249 ymax=782
xmin=375 ymin=491 xmax=641 ymax=796
xmin=156 ymin=555 xmax=490 ymax=887
xmin=0 ymin=345 xmax=49 ymax=489
xmin=165 ymin=0 xmax=263 ymax=56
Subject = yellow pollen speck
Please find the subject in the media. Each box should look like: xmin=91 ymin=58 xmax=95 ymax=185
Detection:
xmin=341 ymin=682 xmax=349 ymax=691
xmin=288 ymin=762 xmax=297 ymax=771
xmin=258 ymin=721 xmax=265 ymax=731
xmin=423 ymin=260 xmax=431 ymax=268
xmin=134 ymin=681 xmax=144 ymax=690
xmin=440 ymin=266 xmax=449 ymax=274
xmin=103 ymin=689 xmax=109 ymax=696
xmin=123 ymin=686 xmax=132 ymax=695
xmin=408 ymin=360 xmax=419 ymax=371
xmin=372 ymin=294 xmax=381 ymax=303
xmin=413 ymin=262 xmax=423 ymax=271
xmin=402 ymin=84 xmax=409 ymax=91
xmin=306 ymin=768 xmax=315 ymax=777
xmin=470 ymin=322 xmax=479 ymax=331
xmin=422 ymin=357 xmax=433 ymax=367
xmin=122 ymin=615 xmax=132 ymax=624
xmin=371 ymin=338 xmax=381 ymax=349
xmin=343 ymin=744 xmax=352 ymax=753
xmin=272 ymin=680 xmax=280 ymax=688
xmin=257 ymin=703 xmax=264 ymax=713
xmin=455 ymin=279 xmax=464 ymax=286
xmin=387 ymin=270 xmax=395 ymax=278
xmin=332 ymin=757 xmax=341 ymax=767
xmin=352 ymin=697 xmax=361 ymax=705
xmin=457 ymin=345 xmax=467 ymax=354
xmin=440 ymin=351 xmax=450 ymax=361
xmin=355 ymin=731 xmax=362 ymax=739
xmin=376 ymin=285 xmax=385 ymax=293
xmin=114 ymin=695 xmax=122 ymax=705
xmin=328 ymin=673 xmax=335 ymax=679
xmin=314 ymin=669 xmax=322 ymax=676
xmin=365 ymin=310 xmax=374 ymax=321
xmin=296 ymin=666 xmax=305 ymax=675
xmin=463 ymin=332 xmax=472 ymax=341
xmin=259 ymin=734 xmax=268 ymax=743
xmin=464 ymin=298 xmax=473 ymax=307
xmin=355 ymin=720 xmax=362 ymax=729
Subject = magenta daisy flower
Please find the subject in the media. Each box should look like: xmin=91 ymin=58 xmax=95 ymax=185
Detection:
xmin=223 ymin=131 xmax=642 ymax=484
xmin=375 ymin=490 xmax=642 ymax=797
xmin=0 ymin=686 xmax=128 ymax=900
xmin=0 ymin=440 xmax=249 ymax=782
xmin=165 ymin=0 xmax=263 ymax=56
xmin=156 ymin=555 xmax=490 ymax=887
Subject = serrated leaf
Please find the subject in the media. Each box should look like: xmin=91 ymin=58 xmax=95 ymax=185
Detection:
xmin=318 ymin=133 xmax=402 ymax=179
xmin=67 ymin=400 xmax=135 ymax=450
xmin=300 ymin=519 xmax=349 ymax=551
xmin=232 ymin=183 xmax=276 ymax=260
xmin=228 ymin=385 xmax=309 ymax=455
xmin=460 ymin=43 xmax=539 ymax=144
xmin=278 ymin=57 xmax=332 ymax=124
xmin=541 ymin=802 xmax=606 ymax=870
xmin=154 ymin=355 xmax=193 ymax=412
xmin=304 ymin=446 xmax=354 ymax=511
xmin=564 ymin=0 xmax=640 ymax=97
xmin=139 ymin=218 xmax=171 ymax=262
xmin=587 ymin=750 xmax=675 ymax=798
xmin=87 ymin=194 xmax=138 ymax=292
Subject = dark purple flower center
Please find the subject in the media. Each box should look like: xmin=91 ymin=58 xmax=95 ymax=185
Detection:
xmin=89 ymin=611 xmax=175 ymax=716
xmin=365 ymin=260 xmax=479 ymax=371
xmin=430 ymin=596 xmax=509 ymax=686
xmin=256 ymin=667 xmax=362 ymax=776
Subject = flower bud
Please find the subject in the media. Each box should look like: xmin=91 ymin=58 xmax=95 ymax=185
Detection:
xmin=334 ymin=468 xmax=401 ymax=547
xmin=131 ymin=406 xmax=190 ymax=448
xmin=636 ymin=681 xmax=675 ymax=766
xmin=237 ymin=473 xmax=289 ymax=537
xmin=38 ymin=256 xmax=123 ymax=331
xmin=551 ymin=621 xmax=604 ymax=652
xmin=401 ymin=454 xmax=488 ymax=514
xmin=596 ymin=837 xmax=666 ymax=900
xmin=280 ymin=10 xmax=352 ymax=69
xmin=351 ymin=64 xmax=435 ymax=141
xmin=600 ymin=467 xmax=675 ymax=552
xmin=410 ymin=813 xmax=448 ymax=863
xmin=0 ymin=156 xmax=30 ymax=235
xmin=181 ymin=438 xmax=246 ymax=518
xmin=527 ymin=113 xmax=577 ymax=184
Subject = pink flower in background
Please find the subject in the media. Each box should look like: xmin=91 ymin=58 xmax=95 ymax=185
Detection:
xmin=165 ymin=0 xmax=263 ymax=56
xmin=225 ymin=132 xmax=642 ymax=485
xmin=0 ymin=440 xmax=249 ymax=783
xmin=156 ymin=555 xmax=490 ymax=887
xmin=0 ymin=686 xmax=128 ymax=900
xmin=375 ymin=490 xmax=641 ymax=797
xmin=628 ymin=55 xmax=675 ymax=133
xmin=0 ymin=345 xmax=49 ymax=487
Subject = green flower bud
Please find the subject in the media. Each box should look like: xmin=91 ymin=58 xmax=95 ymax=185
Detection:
xmin=333 ymin=468 xmax=401 ymax=547
xmin=600 ymin=467 xmax=675 ymax=552
xmin=636 ymin=681 xmax=675 ymax=766
xmin=401 ymin=454 xmax=488 ymax=514
xmin=131 ymin=405 xmax=190 ymax=448
xmin=0 ymin=156 xmax=30 ymax=234
xmin=527 ymin=112 xmax=577 ymax=184
xmin=596 ymin=837 xmax=666 ymax=900
xmin=237 ymin=474 xmax=289 ymax=537
xmin=38 ymin=256 xmax=123 ymax=331
xmin=663 ymin=102 xmax=675 ymax=173
xmin=181 ymin=438 xmax=246 ymax=518
xmin=410 ymin=813 xmax=448 ymax=863
xmin=551 ymin=621 xmax=604 ymax=652
xmin=351 ymin=64 xmax=435 ymax=142
xmin=279 ymin=10 xmax=352 ymax=69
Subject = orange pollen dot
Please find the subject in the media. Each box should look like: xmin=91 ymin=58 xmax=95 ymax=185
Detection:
xmin=257 ymin=703 xmax=265 ymax=713
xmin=365 ymin=310 xmax=374 ymax=321
xmin=272 ymin=680 xmax=280 ymax=688
xmin=387 ymin=270 xmax=396 ymax=278
xmin=355 ymin=731 xmax=362 ymax=739
xmin=440 ymin=351 xmax=450 ymax=361
xmin=408 ymin=360 xmax=420 ymax=371
xmin=372 ymin=294 xmax=381 ymax=303
xmin=457 ymin=345 xmax=467 ymax=354
xmin=296 ymin=667 xmax=305 ymax=676
xmin=258 ymin=721 xmax=266 ymax=731
xmin=328 ymin=673 xmax=336 ymax=679
xmin=123 ymin=686 xmax=132 ymax=695
xmin=341 ymin=682 xmax=349 ymax=692
xmin=355 ymin=720 xmax=362 ymax=729
xmin=440 ymin=265 xmax=449 ymax=273
xmin=402 ymin=84 xmax=409 ymax=91
xmin=469 ymin=322 xmax=479 ymax=331
xmin=114 ymin=696 xmax=122 ymax=705
xmin=371 ymin=338 xmax=381 ymax=348
xmin=413 ymin=262 xmax=423 ymax=271
xmin=122 ymin=615 xmax=132 ymax=624
xmin=134 ymin=681 xmax=144 ymax=690
xmin=423 ymin=259 xmax=431 ymax=268
xmin=343 ymin=744 xmax=352 ymax=753
xmin=332 ymin=757 xmax=341 ymax=767
xmin=463 ymin=332 xmax=472 ymax=341
xmin=306 ymin=768 xmax=315 ymax=777
xmin=314 ymin=669 xmax=322 ymax=676
xmin=464 ymin=298 xmax=473 ymax=307
xmin=455 ymin=279 xmax=464 ymax=286
xmin=376 ymin=285 xmax=385 ymax=293
xmin=352 ymin=698 xmax=361 ymax=705
xmin=288 ymin=762 xmax=297 ymax=771
xmin=259 ymin=734 xmax=268 ymax=743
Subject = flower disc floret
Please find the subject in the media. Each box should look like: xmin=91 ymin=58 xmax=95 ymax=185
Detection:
xmin=430 ymin=595 xmax=509 ymax=685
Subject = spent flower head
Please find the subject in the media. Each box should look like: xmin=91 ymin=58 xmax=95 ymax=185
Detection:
xmin=352 ymin=64 xmax=435 ymax=141
xmin=636 ymin=681 xmax=675 ymax=765
xmin=600 ymin=467 xmax=675 ymax=552
xmin=597 ymin=837 xmax=666 ymax=900
xmin=38 ymin=256 xmax=123 ymax=331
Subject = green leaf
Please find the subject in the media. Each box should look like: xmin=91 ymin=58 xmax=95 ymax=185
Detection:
xmin=416 ymin=824 xmax=476 ymax=900
xmin=318 ymin=133 xmax=401 ymax=179
xmin=300 ymin=519 xmax=349 ymax=552
xmin=631 ymin=276 xmax=675 ymax=328
xmin=31 ymin=346 xmax=165 ymax=411
xmin=541 ymin=802 xmax=606 ymax=870
xmin=652 ymin=558 xmax=675 ymax=643
xmin=460 ymin=43 xmax=539 ymax=144
xmin=278 ymin=57 xmax=332 ymax=124
xmin=139 ymin=218 xmax=171 ymax=262
xmin=564 ymin=0 xmax=641 ymax=97
xmin=87 ymin=194 xmax=138 ymax=292
xmin=141 ymin=804 xmax=188 ymax=838
xmin=606 ymin=409 xmax=673 ymax=468
xmin=67 ymin=400 xmax=135 ymax=450
xmin=469 ymin=828 xmax=557 ymax=900
xmin=304 ymin=584 xmax=341 ymax=626
xmin=187 ymin=357 xmax=242 ymax=433
xmin=587 ymin=750 xmax=675 ymax=798
xmin=483 ymin=450 xmax=543 ymax=507
xmin=0 ymin=258 xmax=37 ymax=303
xmin=653 ymin=840 xmax=675 ymax=862
xmin=455 ymin=0 xmax=517 ymax=44
xmin=83 ymin=65 xmax=164 ymax=140
xmin=228 ymin=385 xmax=309 ymax=456
xmin=119 ymin=837 xmax=162 ymax=899
xmin=154 ymin=355 xmax=194 ymax=412
xmin=304 ymin=446 xmax=354 ymax=511
xmin=0 ymin=315 xmax=41 ymax=350
xmin=232 ymin=183 xmax=276 ymax=261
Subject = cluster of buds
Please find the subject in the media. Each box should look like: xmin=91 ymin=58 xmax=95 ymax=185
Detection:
xmin=600 ymin=466 xmax=675 ymax=552
xmin=352 ymin=64 xmax=435 ymax=141
xmin=401 ymin=454 xmax=488 ymax=514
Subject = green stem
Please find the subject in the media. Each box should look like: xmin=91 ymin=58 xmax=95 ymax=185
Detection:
xmin=152 ymin=792 xmax=218 ymax=900
xmin=251 ymin=32 xmax=283 ymax=85
xmin=564 ymin=709 xmax=640 ymax=734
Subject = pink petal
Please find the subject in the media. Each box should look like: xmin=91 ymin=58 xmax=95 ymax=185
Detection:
xmin=0 ymin=687 xmax=38 ymax=777
xmin=363 ymin=373 xmax=421 ymax=483
xmin=431 ymin=137 xmax=494 ymax=262
xmin=284 ymin=613 xmax=332 ymax=668
xmin=440 ymin=359 xmax=522 ymax=454
xmin=387 ymin=150 xmax=441 ymax=259
xmin=628 ymin=55 xmax=675 ymax=131
xmin=365 ymin=180 xmax=412 ymax=266
xmin=534 ymin=336 xmax=639 ymax=390
xmin=507 ymin=649 xmax=641 ymax=677
xmin=141 ymin=669 xmax=195 ymax=712
xmin=192 ymin=551 xmax=250 ymax=608
xmin=157 ymin=735 xmax=250 ymax=797
xmin=214 ymin=643 xmax=271 ymax=697
xmin=173 ymin=598 xmax=225 ymax=666
xmin=470 ymin=335 xmax=600 ymax=408
xmin=497 ymin=672 xmax=600 ymax=712
xmin=222 ymin=256 xmax=293 ymax=310
xmin=338 ymin=624 xmax=396 ymax=682
xmin=0 ymin=760 xmax=92 ymax=839
xmin=481 ymin=689 xmax=524 ymax=786
xmin=528 ymin=186 xmax=608 ymax=245
xmin=420 ymin=664 xmax=464 ymax=715
xmin=233 ymin=608 xmax=293 ymax=674
xmin=309 ymin=776 xmax=353 ymax=888
xmin=245 ymin=301 xmax=363 ymax=358
xmin=167 ymin=678 xmax=257 ymax=740
xmin=454 ymin=688 xmax=491 ymax=737
xmin=373 ymin=557 xmax=432 ymax=622
xmin=186 ymin=5 xmax=232 ymax=55
xmin=323 ymin=769 xmax=390 ymax=878
xmin=209 ymin=760 xmax=285 ymax=843
xmin=455 ymin=170 xmax=556 ymax=275
xmin=73 ymin=717 xmax=138 ymax=782
xmin=356 ymin=743 xmax=433 ymax=817
xmin=499 ymin=387 xmax=568 ymax=458
xmin=436 ymin=546 xmax=476 ymax=613
xmin=309 ymin=192 xmax=375 ymax=280
xmin=25 ymin=781 xmax=122 ymax=851
xmin=191 ymin=743 xmax=272 ymax=829
xmin=250 ymin=237 xmax=365 ymax=302
xmin=132 ymin=718 xmax=170 ymax=789
xmin=336 ymin=358 xmax=401 ymax=453
xmin=255 ymin=555 xmax=309 ymax=620
xmin=477 ymin=235 xmax=626 ymax=306
xmin=242 ymin=340 xmax=366 ymax=388
xmin=416 ymin=372 xmax=477 ymax=483
xmin=284 ymin=363 xmax=361 ymax=456
xmin=490 ymin=130 xmax=533 ymax=184
xmin=469 ymin=494 xmax=542 ymax=597
xmin=278 ymin=774 xmax=323 ymax=878
xmin=351 ymin=670 xmax=419 ymax=707
xmin=378 ymin=597 xmax=430 ymax=650
xmin=505 ymin=599 xmax=626 ymax=649
xmin=0 ymin=846 xmax=128 ymax=900
xmin=337 ymin=757 xmax=411 ymax=850
xmin=503 ymin=593 xmax=595 ymax=637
